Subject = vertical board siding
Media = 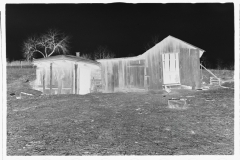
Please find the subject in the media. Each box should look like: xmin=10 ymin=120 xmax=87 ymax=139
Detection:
xmin=155 ymin=51 xmax=161 ymax=89
xmin=62 ymin=67 xmax=71 ymax=88
xmin=159 ymin=51 xmax=163 ymax=83
xmin=118 ymin=60 xmax=123 ymax=88
xmin=122 ymin=60 xmax=125 ymax=88
xmin=106 ymin=61 xmax=111 ymax=92
xmin=144 ymin=56 xmax=149 ymax=89
xmin=147 ymin=52 xmax=153 ymax=89
xmin=98 ymin=37 xmax=203 ymax=92
xmin=42 ymin=69 xmax=45 ymax=94
xmin=99 ymin=58 xmax=145 ymax=92
xmin=75 ymin=64 xmax=78 ymax=94
xmin=100 ymin=63 xmax=103 ymax=92
xmin=50 ymin=63 xmax=52 ymax=94
xmin=72 ymin=64 xmax=74 ymax=93
xmin=190 ymin=49 xmax=201 ymax=89
xmin=129 ymin=66 xmax=133 ymax=86
xmin=100 ymin=62 xmax=107 ymax=92
xmin=151 ymin=51 xmax=156 ymax=89
xmin=127 ymin=61 xmax=130 ymax=88
xmin=150 ymin=51 xmax=155 ymax=89
xmin=124 ymin=61 xmax=127 ymax=88
xmin=105 ymin=62 xmax=108 ymax=92
xmin=128 ymin=60 xmax=145 ymax=88
xmin=113 ymin=62 xmax=119 ymax=88
xmin=140 ymin=66 xmax=145 ymax=88
xmin=179 ymin=48 xmax=191 ymax=86
xmin=33 ymin=60 xmax=100 ymax=95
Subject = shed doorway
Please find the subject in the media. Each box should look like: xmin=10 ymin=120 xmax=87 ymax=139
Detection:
xmin=79 ymin=67 xmax=91 ymax=95
xmin=128 ymin=60 xmax=145 ymax=89
xmin=162 ymin=53 xmax=180 ymax=85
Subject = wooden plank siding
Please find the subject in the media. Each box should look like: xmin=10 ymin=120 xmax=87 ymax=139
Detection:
xmin=107 ymin=61 xmax=113 ymax=92
xmin=128 ymin=60 xmax=145 ymax=88
xmin=190 ymin=49 xmax=201 ymax=89
xmin=118 ymin=60 xmax=123 ymax=89
xmin=179 ymin=48 xmax=201 ymax=89
xmin=146 ymin=53 xmax=153 ymax=90
xmin=100 ymin=49 xmax=202 ymax=93
xmin=100 ymin=58 xmax=145 ymax=92
xmin=113 ymin=62 xmax=119 ymax=89
xmin=98 ymin=36 xmax=204 ymax=92
xmin=75 ymin=64 xmax=78 ymax=94
xmin=145 ymin=49 xmax=163 ymax=90
xmin=50 ymin=63 xmax=52 ymax=94
xmin=124 ymin=61 xmax=127 ymax=89
xmin=179 ymin=48 xmax=191 ymax=86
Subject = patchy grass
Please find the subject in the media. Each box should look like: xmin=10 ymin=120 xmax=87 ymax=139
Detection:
xmin=7 ymin=67 xmax=39 ymax=100
xmin=7 ymin=67 xmax=234 ymax=155
xmin=201 ymin=69 xmax=234 ymax=84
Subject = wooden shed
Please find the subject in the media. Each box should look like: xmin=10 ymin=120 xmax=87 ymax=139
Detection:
xmin=97 ymin=35 xmax=205 ymax=93
xmin=31 ymin=55 xmax=101 ymax=95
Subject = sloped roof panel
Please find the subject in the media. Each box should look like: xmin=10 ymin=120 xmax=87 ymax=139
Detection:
xmin=33 ymin=55 xmax=100 ymax=66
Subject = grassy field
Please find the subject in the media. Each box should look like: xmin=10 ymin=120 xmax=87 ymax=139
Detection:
xmin=6 ymin=67 xmax=234 ymax=155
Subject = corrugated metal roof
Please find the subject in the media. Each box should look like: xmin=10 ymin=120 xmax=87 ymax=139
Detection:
xmin=33 ymin=55 xmax=100 ymax=66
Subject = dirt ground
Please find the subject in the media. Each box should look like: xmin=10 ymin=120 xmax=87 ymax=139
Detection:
xmin=6 ymin=67 xmax=234 ymax=155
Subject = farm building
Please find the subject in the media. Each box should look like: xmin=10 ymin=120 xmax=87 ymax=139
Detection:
xmin=97 ymin=35 xmax=205 ymax=93
xmin=31 ymin=54 xmax=101 ymax=95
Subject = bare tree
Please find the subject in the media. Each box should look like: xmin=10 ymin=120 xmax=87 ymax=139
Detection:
xmin=22 ymin=29 xmax=70 ymax=60
xmin=93 ymin=46 xmax=115 ymax=60
xmin=126 ymin=53 xmax=135 ymax=57
xmin=80 ymin=53 xmax=93 ymax=60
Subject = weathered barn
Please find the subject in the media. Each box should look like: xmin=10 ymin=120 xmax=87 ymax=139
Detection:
xmin=97 ymin=35 xmax=205 ymax=93
xmin=31 ymin=55 xmax=101 ymax=95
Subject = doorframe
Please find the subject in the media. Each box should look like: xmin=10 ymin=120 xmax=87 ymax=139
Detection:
xmin=127 ymin=59 xmax=145 ymax=89
xmin=161 ymin=52 xmax=181 ymax=85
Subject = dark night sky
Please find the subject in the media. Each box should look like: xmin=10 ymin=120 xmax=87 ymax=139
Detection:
xmin=6 ymin=3 xmax=234 ymax=68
